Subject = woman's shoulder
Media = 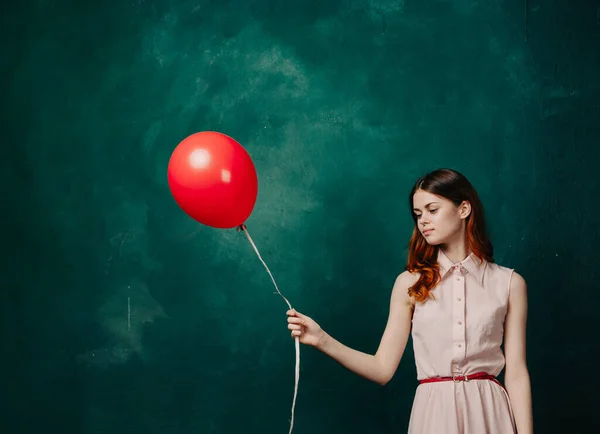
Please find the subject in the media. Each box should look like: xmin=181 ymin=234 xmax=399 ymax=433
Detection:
xmin=486 ymin=260 xmax=515 ymax=274
xmin=393 ymin=270 xmax=421 ymax=307
xmin=396 ymin=269 xmax=421 ymax=285
xmin=485 ymin=261 xmax=527 ymax=292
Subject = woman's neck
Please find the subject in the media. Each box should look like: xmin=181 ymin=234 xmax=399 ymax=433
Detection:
xmin=440 ymin=238 xmax=470 ymax=264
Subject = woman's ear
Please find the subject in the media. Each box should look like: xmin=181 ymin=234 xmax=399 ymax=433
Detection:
xmin=459 ymin=201 xmax=472 ymax=219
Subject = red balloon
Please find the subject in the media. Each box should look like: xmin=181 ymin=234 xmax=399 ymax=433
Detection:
xmin=167 ymin=131 xmax=258 ymax=229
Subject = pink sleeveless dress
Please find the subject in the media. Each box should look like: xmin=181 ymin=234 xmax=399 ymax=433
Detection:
xmin=408 ymin=250 xmax=517 ymax=433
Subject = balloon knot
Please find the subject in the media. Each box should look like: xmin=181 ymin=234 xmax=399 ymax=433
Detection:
xmin=236 ymin=224 xmax=247 ymax=232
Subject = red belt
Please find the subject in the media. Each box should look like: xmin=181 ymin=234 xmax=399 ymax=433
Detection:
xmin=419 ymin=371 xmax=504 ymax=389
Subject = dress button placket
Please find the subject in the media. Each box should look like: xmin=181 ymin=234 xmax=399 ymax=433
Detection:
xmin=452 ymin=264 xmax=467 ymax=371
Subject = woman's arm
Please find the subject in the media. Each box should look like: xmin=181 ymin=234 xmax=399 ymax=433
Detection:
xmin=316 ymin=271 xmax=416 ymax=386
xmin=504 ymin=271 xmax=533 ymax=434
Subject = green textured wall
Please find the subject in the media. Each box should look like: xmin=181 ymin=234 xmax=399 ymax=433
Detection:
xmin=3 ymin=1 xmax=599 ymax=433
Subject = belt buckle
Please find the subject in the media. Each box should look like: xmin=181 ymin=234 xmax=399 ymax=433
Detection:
xmin=452 ymin=374 xmax=469 ymax=383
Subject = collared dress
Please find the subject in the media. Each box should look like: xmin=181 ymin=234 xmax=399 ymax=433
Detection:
xmin=408 ymin=250 xmax=517 ymax=433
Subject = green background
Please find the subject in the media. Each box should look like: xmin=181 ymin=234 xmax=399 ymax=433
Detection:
xmin=3 ymin=0 xmax=599 ymax=433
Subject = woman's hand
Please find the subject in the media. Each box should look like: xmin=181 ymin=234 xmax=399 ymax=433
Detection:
xmin=286 ymin=308 xmax=326 ymax=348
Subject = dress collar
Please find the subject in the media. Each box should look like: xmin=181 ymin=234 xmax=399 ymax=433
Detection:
xmin=437 ymin=249 xmax=486 ymax=284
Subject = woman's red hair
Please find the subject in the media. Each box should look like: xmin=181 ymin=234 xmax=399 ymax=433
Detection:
xmin=405 ymin=169 xmax=494 ymax=303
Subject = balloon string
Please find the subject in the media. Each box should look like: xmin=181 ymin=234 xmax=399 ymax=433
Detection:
xmin=237 ymin=224 xmax=300 ymax=434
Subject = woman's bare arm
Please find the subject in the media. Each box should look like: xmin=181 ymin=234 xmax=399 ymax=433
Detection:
xmin=504 ymin=271 xmax=533 ymax=434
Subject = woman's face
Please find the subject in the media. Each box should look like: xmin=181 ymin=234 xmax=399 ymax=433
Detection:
xmin=412 ymin=189 xmax=470 ymax=246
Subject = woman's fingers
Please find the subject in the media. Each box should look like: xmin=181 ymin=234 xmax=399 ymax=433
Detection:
xmin=286 ymin=309 xmax=312 ymax=341
xmin=289 ymin=321 xmax=304 ymax=338
xmin=286 ymin=308 xmax=306 ymax=319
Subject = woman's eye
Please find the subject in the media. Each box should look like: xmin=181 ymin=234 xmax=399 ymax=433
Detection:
xmin=430 ymin=209 xmax=438 ymax=214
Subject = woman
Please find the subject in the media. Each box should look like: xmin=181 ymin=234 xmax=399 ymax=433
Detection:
xmin=287 ymin=168 xmax=533 ymax=433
